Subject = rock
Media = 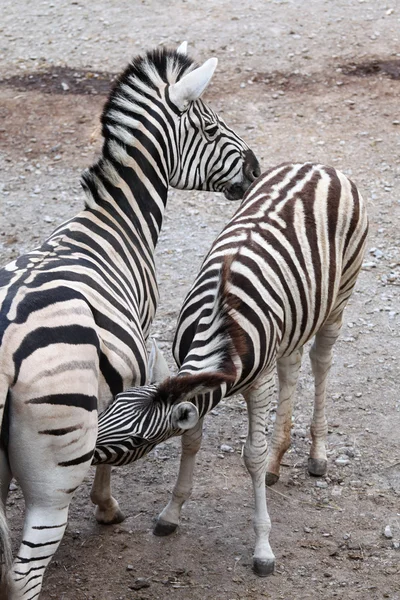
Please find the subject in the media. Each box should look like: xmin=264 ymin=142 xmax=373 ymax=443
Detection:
xmin=220 ymin=444 xmax=234 ymax=453
xmin=335 ymin=456 xmax=350 ymax=466
xmin=393 ymin=542 xmax=400 ymax=550
xmin=129 ymin=578 xmax=150 ymax=590
xmin=384 ymin=525 xmax=393 ymax=539
xmin=316 ymin=480 xmax=328 ymax=489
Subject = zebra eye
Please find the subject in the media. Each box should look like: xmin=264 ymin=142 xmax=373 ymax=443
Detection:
xmin=204 ymin=123 xmax=219 ymax=138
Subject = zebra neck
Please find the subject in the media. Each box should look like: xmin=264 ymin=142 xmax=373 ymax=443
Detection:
xmin=81 ymin=144 xmax=169 ymax=252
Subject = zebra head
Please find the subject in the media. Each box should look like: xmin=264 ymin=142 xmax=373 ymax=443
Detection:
xmin=94 ymin=341 xmax=230 ymax=466
xmin=168 ymin=43 xmax=260 ymax=200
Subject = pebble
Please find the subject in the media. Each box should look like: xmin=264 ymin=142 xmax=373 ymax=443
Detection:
xmin=129 ymin=578 xmax=150 ymax=590
xmin=384 ymin=525 xmax=393 ymax=539
xmin=350 ymin=480 xmax=363 ymax=488
xmin=393 ymin=542 xmax=400 ymax=550
xmin=335 ymin=456 xmax=350 ymax=466
xmin=316 ymin=480 xmax=328 ymax=489
xmin=361 ymin=261 xmax=377 ymax=270
xmin=220 ymin=444 xmax=234 ymax=453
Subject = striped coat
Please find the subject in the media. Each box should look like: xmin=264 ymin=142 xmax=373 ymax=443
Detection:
xmin=0 ymin=43 xmax=259 ymax=599
xmin=94 ymin=162 xmax=368 ymax=577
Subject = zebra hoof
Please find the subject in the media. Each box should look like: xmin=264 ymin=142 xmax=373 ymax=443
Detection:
xmin=153 ymin=518 xmax=178 ymax=537
xmin=253 ymin=557 xmax=275 ymax=577
xmin=95 ymin=507 xmax=125 ymax=525
xmin=308 ymin=457 xmax=328 ymax=477
xmin=265 ymin=471 xmax=280 ymax=487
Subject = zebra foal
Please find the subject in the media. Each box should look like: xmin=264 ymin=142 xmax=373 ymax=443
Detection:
xmin=94 ymin=162 xmax=368 ymax=576
xmin=0 ymin=42 xmax=259 ymax=599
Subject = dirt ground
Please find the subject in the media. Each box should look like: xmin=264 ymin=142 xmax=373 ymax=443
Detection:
xmin=1 ymin=1 xmax=400 ymax=599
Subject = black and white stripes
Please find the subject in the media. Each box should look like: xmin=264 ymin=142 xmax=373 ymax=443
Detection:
xmin=94 ymin=162 xmax=368 ymax=576
xmin=0 ymin=43 xmax=259 ymax=599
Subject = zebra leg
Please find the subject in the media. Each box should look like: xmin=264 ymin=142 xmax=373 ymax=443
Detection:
xmin=308 ymin=316 xmax=343 ymax=476
xmin=266 ymin=348 xmax=303 ymax=486
xmin=91 ymin=465 xmax=125 ymax=524
xmin=153 ymin=418 xmax=204 ymax=536
xmin=243 ymin=372 xmax=276 ymax=576
xmin=8 ymin=433 xmax=97 ymax=599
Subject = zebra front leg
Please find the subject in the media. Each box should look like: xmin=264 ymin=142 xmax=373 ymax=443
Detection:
xmin=266 ymin=349 xmax=303 ymax=486
xmin=243 ymin=372 xmax=276 ymax=576
xmin=154 ymin=418 xmax=204 ymax=536
xmin=91 ymin=465 xmax=125 ymax=524
xmin=308 ymin=316 xmax=342 ymax=476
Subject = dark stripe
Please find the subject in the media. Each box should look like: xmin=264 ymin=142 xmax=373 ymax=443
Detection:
xmin=13 ymin=325 xmax=99 ymax=385
xmin=59 ymin=448 xmax=94 ymax=467
xmin=15 ymin=554 xmax=54 ymax=564
xmin=22 ymin=539 xmax=59 ymax=548
xmin=39 ymin=425 xmax=82 ymax=436
xmin=32 ymin=523 xmax=67 ymax=530
xmin=28 ymin=394 xmax=97 ymax=412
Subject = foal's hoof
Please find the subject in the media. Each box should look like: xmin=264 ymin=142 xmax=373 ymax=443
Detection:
xmin=253 ymin=557 xmax=275 ymax=577
xmin=153 ymin=518 xmax=178 ymax=537
xmin=95 ymin=507 xmax=125 ymax=525
xmin=265 ymin=471 xmax=279 ymax=487
xmin=308 ymin=458 xmax=328 ymax=477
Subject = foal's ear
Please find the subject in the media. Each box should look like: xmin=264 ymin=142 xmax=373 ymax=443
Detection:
xmin=171 ymin=402 xmax=199 ymax=430
xmin=169 ymin=57 xmax=218 ymax=111
xmin=148 ymin=339 xmax=171 ymax=384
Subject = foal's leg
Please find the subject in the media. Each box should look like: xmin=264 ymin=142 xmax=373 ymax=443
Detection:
xmin=243 ymin=372 xmax=276 ymax=576
xmin=154 ymin=417 xmax=204 ymax=536
xmin=266 ymin=348 xmax=303 ymax=485
xmin=308 ymin=315 xmax=343 ymax=476
xmin=91 ymin=465 xmax=125 ymax=524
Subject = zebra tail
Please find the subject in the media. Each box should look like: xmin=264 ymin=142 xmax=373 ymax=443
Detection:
xmin=0 ymin=379 xmax=12 ymax=599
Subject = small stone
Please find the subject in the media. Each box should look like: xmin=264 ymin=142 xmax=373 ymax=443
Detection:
xmin=392 ymin=542 xmax=400 ymax=550
xmin=350 ymin=480 xmax=363 ymax=488
xmin=126 ymin=564 xmax=134 ymax=571
xmin=44 ymin=215 xmax=54 ymax=223
xmin=316 ymin=480 xmax=328 ymax=489
xmin=9 ymin=482 xmax=18 ymax=491
xmin=220 ymin=444 xmax=234 ymax=453
xmin=361 ymin=261 xmax=377 ymax=270
xmin=384 ymin=526 xmax=393 ymax=539
xmin=335 ymin=456 xmax=350 ymax=466
xmin=331 ymin=486 xmax=342 ymax=497
xmin=129 ymin=578 xmax=150 ymax=590
xmin=304 ymin=526 xmax=312 ymax=533
xmin=61 ymin=81 xmax=70 ymax=91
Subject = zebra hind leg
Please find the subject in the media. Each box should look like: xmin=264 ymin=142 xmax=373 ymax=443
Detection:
xmin=266 ymin=348 xmax=303 ymax=486
xmin=243 ymin=372 xmax=276 ymax=576
xmin=91 ymin=465 xmax=125 ymax=524
xmin=153 ymin=418 xmax=204 ymax=537
xmin=9 ymin=457 xmax=95 ymax=599
xmin=308 ymin=315 xmax=343 ymax=477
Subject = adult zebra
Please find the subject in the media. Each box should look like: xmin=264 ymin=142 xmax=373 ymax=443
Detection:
xmin=93 ymin=162 xmax=368 ymax=576
xmin=0 ymin=43 xmax=259 ymax=598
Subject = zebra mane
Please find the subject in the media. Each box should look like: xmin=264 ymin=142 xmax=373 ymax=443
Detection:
xmin=80 ymin=47 xmax=196 ymax=210
xmin=106 ymin=47 xmax=196 ymax=102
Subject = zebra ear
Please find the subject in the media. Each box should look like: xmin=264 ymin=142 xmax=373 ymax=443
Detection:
xmin=148 ymin=339 xmax=171 ymax=384
xmin=176 ymin=41 xmax=188 ymax=55
xmin=171 ymin=402 xmax=199 ymax=430
xmin=169 ymin=57 xmax=218 ymax=111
